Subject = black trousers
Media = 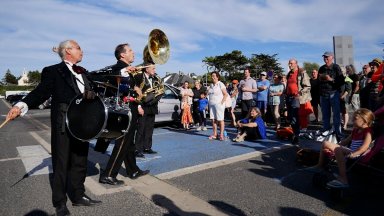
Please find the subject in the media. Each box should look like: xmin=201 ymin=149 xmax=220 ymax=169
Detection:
xmin=286 ymin=96 xmax=300 ymax=136
xmin=192 ymin=100 xmax=201 ymax=124
xmin=241 ymin=99 xmax=253 ymax=118
xmin=101 ymin=104 xmax=140 ymax=177
xmin=51 ymin=127 xmax=89 ymax=207
xmin=239 ymin=126 xmax=260 ymax=140
xmin=136 ymin=114 xmax=156 ymax=152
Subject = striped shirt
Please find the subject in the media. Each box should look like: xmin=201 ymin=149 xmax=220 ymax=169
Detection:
xmin=350 ymin=127 xmax=372 ymax=152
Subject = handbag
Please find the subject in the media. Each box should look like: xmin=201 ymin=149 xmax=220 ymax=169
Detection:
xmin=225 ymin=96 xmax=232 ymax=108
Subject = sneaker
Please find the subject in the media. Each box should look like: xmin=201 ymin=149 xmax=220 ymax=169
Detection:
xmin=196 ymin=126 xmax=202 ymax=131
xmin=202 ymin=127 xmax=207 ymax=131
xmin=326 ymin=180 xmax=349 ymax=188
xmin=233 ymin=136 xmax=244 ymax=142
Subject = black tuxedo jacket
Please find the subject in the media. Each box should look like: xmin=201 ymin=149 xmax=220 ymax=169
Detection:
xmin=22 ymin=61 xmax=92 ymax=134
xmin=133 ymin=73 xmax=159 ymax=115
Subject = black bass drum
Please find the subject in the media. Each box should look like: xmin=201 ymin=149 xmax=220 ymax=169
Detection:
xmin=66 ymin=94 xmax=131 ymax=141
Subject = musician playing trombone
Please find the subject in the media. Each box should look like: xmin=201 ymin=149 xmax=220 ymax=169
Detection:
xmin=97 ymin=43 xmax=150 ymax=185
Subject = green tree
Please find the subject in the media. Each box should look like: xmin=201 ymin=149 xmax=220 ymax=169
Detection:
xmin=2 ymin=69 xmax=18 ymax=85
xmin=27 ymin=70 xmax=41 ymax=86
xmin=249 ymin=53 xmax=284 ymax=77
xmin=202 ymin=50 xmax=248 ymax=77
xmin=302 ymin=62 xmax=320 ymax=77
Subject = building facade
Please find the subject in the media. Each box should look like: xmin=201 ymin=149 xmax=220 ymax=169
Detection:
xmin=333 ymin=36 xmax=354 ymax=67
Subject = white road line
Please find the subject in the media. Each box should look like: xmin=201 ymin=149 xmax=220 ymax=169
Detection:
xmin=28 ymin=130 xmax=133 ymax=195
xmin=156 ymin=144 xmax=293 ymax=180
xmin=29 ymin=131 xmax=51 ymax=153
xmin=25 ymin=115 xmax=50 ymax=131
xmin=16 ymin=145 xmax=52 ymax=176
xmin=153 ymin=131 xmax=176 ymax=136
xmin=1 ymin=99 xmax=11 ymax=108
xmin=0 ymin=157 xmax=22 ymax=162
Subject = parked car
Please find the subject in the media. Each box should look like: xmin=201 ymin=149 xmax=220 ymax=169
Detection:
xmin=6 ymin=93 xmax=28 ymax=104
xmin=156 ymin=83 xmax=181 ymax=123
xmin=6 ymin=93 xmax=51 ymax=109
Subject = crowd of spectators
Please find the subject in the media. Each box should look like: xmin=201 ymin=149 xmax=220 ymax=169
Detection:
xmin=177 ymin=53 xmax=384 ymax=146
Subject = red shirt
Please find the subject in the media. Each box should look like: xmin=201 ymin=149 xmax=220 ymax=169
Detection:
xmin=286 ymin=69 xmax=299 ymax=96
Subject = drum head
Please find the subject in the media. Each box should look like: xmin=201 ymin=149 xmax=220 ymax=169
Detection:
xmin=66 ymin=95 xmax=107 ymax=141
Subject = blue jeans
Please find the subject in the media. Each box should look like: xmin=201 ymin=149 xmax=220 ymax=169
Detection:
xmin=320 ymin=91 xmax=342 ymax=139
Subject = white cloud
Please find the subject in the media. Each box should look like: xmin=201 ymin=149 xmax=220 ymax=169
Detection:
xmin=0 ymin=0 xmax=383 ymax=79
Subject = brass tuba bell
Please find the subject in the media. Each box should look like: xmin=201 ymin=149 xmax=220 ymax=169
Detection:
xmin=143 ymin=29 xmax=170 ymax=65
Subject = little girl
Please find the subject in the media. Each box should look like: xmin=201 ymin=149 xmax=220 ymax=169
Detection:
xmin=306 ymin=108 xmax=374 ymax=188
xmin=181 ymin=95 xmax=193 ymax=130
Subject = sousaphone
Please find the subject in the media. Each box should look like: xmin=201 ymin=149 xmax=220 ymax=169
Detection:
xmin=142 ymin=29 xmax=170 ymax=65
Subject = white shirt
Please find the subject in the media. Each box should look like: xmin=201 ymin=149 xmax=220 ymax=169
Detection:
xmin=120 ymin=68 xmax=130 ymax=77
xmin=65 ymin=61 xmax=85 ymax=93
xmin=145 ymin=73 xmax=152 ymax=88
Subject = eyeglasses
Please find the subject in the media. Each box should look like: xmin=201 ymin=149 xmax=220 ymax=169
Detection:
xmin=261 ymin=74 xmax=266 ymax=76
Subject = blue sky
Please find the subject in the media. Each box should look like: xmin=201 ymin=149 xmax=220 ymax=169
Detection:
xmin=0 ymin=0 xmax=383 ymax=79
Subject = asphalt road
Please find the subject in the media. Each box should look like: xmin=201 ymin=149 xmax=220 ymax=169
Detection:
xmin=0 ymin=98 xmax=383 ymax=216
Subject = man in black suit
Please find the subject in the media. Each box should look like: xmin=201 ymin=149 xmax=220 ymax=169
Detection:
xmin=6 ymin=40 xmax=101 ymax=216
xmin=135 ymin=65 xmax=160 ymax=157
xmin=97 ymin=43 xmax=149 ymax=185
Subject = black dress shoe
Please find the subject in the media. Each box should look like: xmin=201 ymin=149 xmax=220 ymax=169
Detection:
xmin=143 ymin=149 xmax=157 ymax=154
xmin=72 ymin=195 xmax=102 ymax=207
xmin=55 ymin=203 xmax=70 ymax=216
xmin=99 ymin=176 xmax=124 ymax=185
xmin=128 ymin=169 xmax=150 ymax=179
xmin=135 ymin=151 xmax=145 ymax=158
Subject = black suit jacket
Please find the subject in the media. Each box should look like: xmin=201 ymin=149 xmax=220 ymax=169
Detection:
xmin=89 ymin=60 xmax=130 ymax=97
xmin=133 ymin=73 xmax=159 ymax=115
xmin=22 ymin=61 xmax=92 ymax=133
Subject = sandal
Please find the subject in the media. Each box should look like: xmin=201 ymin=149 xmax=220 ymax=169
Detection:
xmin=219 ymin=134 xmax=225 ymax=141
xmin=208 ymin=135 xmax=217 ymax=140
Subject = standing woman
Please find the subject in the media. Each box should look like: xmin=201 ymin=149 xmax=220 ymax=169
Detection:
xmin=208 ymin=71 xmax=229 ymax=141
xmin=229 ymin=80 xmax=239 ymax=127
xmin=192 ymin=80 xmax=206 ymax=127
xmin=180 ymin=81 xmax=194 ymax=129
